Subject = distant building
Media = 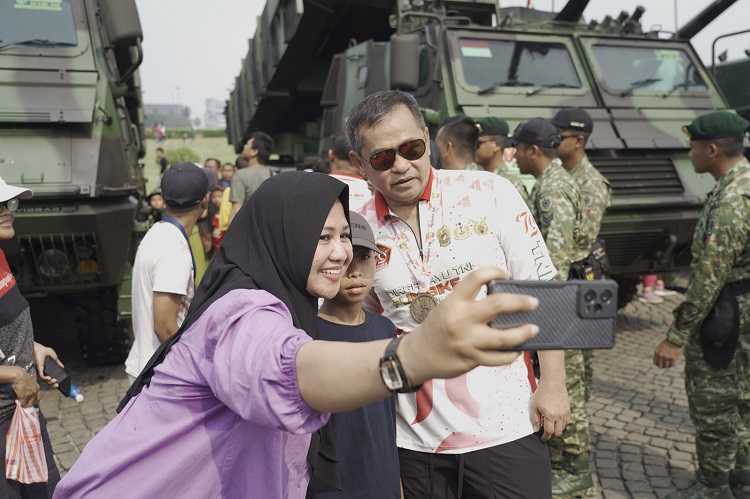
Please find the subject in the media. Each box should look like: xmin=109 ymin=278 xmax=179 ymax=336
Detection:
xmin=204 ymin=98 xmax=226 ymax=129
xmin=144 ymin=104 xmax=192 ymax=129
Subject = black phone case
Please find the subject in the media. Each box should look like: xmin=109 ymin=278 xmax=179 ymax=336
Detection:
xmin=488 ymin=280 xmax=618 ymax=350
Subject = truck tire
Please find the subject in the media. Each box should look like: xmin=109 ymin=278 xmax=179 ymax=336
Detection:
xmin=75 ymin=288 xmax=133 ymax=366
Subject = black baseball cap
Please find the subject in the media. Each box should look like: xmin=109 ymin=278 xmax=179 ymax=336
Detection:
xmin=552 ymin=108 xmax=593 ymax=134
xmin=161 ymin=163 xmax=210 ymax=209
xmin=508 ymin=118 xmax=561 ymax=148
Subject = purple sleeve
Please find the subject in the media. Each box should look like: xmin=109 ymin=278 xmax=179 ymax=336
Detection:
xmin=206 ymin=302 xmax=329 ymax=434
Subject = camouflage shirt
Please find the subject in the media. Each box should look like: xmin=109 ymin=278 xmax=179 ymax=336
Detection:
xmin=530 ymin=162 xmax=585 ymax=280
xmin=666 ymin=158 xmax=750 ymax=347
xmin=496 ymin=163 xmax=531 ymax=208
xmin=569 ymin=156 xmax=611 ymax=253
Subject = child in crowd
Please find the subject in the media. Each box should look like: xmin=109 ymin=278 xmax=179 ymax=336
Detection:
xmin=308 ymin=212 xmax=400 ymax=499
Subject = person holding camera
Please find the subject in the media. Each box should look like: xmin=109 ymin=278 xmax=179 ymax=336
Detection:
xmin=350 ymin=91 xmax=568 ymax=498
xmin=655 ymin=112 xmax=750 ymax=499
xmin=511 ymin=118 xmax=594 ymax=497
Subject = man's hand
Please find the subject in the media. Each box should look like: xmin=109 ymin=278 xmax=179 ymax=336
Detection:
xmin=654 ymin=339 xmax=682 ymax=369
xmin=531 ymin=381 xmax=570 ymax=440
xmin=34 ymin=341 xmax=63 ymax=387
xmin=400 ymin=267 xmax=540 ymax=384
xmin=11 ymin=368 xmax=40 ymax=408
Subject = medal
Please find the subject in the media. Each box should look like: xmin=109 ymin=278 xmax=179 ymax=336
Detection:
xmin=474 ymin=218 xmax=489 ymax=236
xmin=410 ymin=293 xmax=438 ymax=324
xmin=437 ymin=225 xmax=451 ymax=247
xmin=454 ymin=222 xmax=472 ymax=240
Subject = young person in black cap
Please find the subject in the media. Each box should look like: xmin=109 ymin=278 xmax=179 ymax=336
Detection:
xmin=475 ymin=116 xmax=531 ymax=207
xmin=309 ymin=212 xmax=400 ymax=499
xmin=124 ymin=162 xmax=210 ymax=384
xmin=511 ymin=118 xmax=595 ymax=497
xmin=553 ymin=108 xmax=611 ymax=403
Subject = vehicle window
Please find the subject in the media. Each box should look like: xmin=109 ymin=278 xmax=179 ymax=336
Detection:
xmin=457 ymin=38 xmax=581 ymax=89
xmin=591 ymin=45 xmax=707 ymax=94
xmin=0 ymin=0 xmax=77 ymax=48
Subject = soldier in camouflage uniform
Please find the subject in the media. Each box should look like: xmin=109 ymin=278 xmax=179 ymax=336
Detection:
xmin=553 ymin=108 xmax=612 ymax=404
xmin=475 ymin=117 xmax=531 ymax=207
xmin=655 ymin=111 xmax=750 ymax=499
xmin=511 ymin=118 xmax=594 ymax=498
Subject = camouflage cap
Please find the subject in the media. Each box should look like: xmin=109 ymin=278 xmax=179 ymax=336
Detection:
xmin=476 ymin=117 xmax=510 ymax=137
xmin=551 ymin=108 xmax=593 ymax=134
xmin=683 ymin=111 xmax=749 ymax=140
xmin=508 ymin=118 xmax=561 ymax=148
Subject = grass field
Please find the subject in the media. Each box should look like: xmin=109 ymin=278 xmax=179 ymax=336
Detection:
xmin=141 ymin=135 xmax=236 ymax=193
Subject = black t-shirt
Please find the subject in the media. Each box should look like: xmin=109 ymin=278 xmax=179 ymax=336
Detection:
xmin=308 ymin=312 xmax=400 ymax=499
xmin=0 ymin=250 xmax=34 ymax=422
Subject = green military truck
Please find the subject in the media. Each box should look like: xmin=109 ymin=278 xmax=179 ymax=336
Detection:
xmin=227 ymin=0 xmax=738 ymax=305
xmin=0 ymin=0 xmax=145 ymax=363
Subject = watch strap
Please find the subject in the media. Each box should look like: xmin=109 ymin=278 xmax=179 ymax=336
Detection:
xmin=382 ymin=336 xmax=421 ymax=393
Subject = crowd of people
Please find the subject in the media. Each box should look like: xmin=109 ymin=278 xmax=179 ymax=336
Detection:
xmin=0 ymin=89 xmax=748 ymax=499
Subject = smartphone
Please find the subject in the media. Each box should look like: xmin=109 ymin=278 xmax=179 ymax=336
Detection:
xmin=487 ymin=280 xmax=618 ymax=350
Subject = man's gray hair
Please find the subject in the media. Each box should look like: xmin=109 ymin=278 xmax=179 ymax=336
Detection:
xmin=345 ymin=90 xmax=425 ymax=157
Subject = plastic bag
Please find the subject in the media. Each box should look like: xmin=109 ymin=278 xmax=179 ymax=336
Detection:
xmin=5 ymin=401 xmax=48 ymax=484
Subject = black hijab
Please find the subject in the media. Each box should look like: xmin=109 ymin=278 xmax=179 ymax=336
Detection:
xmin=118 ymin=171 xmax=349 ymax=490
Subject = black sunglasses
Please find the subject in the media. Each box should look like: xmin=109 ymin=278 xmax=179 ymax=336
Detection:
xmin=368 ymin=138 xmax=427 ymax=171
xmin=0 ymin=198 xmax=19 ymax=212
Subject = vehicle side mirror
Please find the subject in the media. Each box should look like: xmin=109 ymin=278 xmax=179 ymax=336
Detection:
xmin=100 ymin=0 xmax=143 ymax=46
xmin=390 ymin=34 xmax=420 ymax=91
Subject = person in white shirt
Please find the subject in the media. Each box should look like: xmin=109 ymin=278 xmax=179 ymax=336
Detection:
xmin=124 ymin=163 xmax=210 ymax=383
xmin=326 ymin=133 xmax=372 ymax=212
xmin=348 ymin=90 xmax=570 ymax=498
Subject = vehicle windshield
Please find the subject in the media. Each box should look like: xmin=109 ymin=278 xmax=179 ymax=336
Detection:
xmin=457 ymin=38 xmax=581 ymax=90
xmin=0 ymin=0 xmax=77 ymax=48
xmin=591 ymin=45 xmax=707 ymax=95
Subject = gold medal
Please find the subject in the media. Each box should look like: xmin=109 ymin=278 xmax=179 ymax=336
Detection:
xmin=410 ymin=293 xmax=438 ymax=324
xmin=437 ymin=225 xmax=451 ymax=247
xmin=454 ymin=222 xmax=472 ymax=240
xmin=475 ymin=218 xmax=489 ymax=236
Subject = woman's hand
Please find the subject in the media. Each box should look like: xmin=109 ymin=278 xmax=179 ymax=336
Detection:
xmin=11 ymin=368 xmax=40 ymax=408
xmin=400 ymin=267 xmax=539 ymax=385
xmin=34 ymin=341 xmax=63 ymax=387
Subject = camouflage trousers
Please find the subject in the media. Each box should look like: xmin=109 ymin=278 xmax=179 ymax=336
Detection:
xmin=549 ymin=349 xmax=591 ymax=468
xmin=583 ymin=349 xmax=593 ymax=401
xmin=685 ymin=294 xmax=750 ymax=474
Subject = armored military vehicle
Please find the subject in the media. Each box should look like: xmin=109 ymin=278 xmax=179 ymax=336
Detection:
xmin=0 ymin=0 xmax=145 ymax=363
xmin=228 ymin=0 xmax=739 ymax=305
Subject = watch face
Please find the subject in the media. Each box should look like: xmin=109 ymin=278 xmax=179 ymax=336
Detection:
xmin=380 ymin=359 xmax=404 ymax=391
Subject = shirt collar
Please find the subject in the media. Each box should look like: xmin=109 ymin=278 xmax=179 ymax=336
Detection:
xmin=374 ymin=168 xmax=435 ymax=222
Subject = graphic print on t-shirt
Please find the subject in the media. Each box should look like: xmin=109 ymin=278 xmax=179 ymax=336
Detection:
xmin=360 ymin=169 xmax=556 ymax=454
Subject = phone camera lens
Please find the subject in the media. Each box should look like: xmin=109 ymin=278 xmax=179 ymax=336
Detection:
xmin=600 ymin=290 xmax=613 ymax=304
xmin=584 ymin=290 xmax=597 ymax=303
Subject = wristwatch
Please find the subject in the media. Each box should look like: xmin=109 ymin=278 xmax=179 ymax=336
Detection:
xmin=379 ymin=336 xmax=421 ymax=393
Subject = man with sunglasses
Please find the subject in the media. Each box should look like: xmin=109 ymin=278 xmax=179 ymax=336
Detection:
xmin=349 ymin=91 xmax=569 ymax=498
xmin=475 ymin=117 xmax=531 ymax=208
xmin=510 ymin=118 xmax=594 ymax=498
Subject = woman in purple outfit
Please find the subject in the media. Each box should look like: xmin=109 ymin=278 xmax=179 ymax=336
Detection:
xmin=54 ymin=172 xmax=540 ymax=499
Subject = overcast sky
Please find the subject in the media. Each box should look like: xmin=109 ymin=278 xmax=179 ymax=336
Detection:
xmin=135 ymin=0 xmax=750 ymax=123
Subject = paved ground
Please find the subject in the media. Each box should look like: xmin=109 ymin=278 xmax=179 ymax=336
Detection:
xmin=38 ymin=294 xmax=695 ymax=496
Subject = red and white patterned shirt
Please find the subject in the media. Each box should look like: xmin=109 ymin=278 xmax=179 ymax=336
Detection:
xmin=360 ymin=168 xmax=555 ymax=454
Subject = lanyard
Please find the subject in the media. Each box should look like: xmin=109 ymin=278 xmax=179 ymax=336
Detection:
xmin=160 ymin=215 xmax=196 ymax=282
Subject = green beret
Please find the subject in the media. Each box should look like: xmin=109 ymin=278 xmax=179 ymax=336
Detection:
xmin=683 ymin=111 xmax=749 ymax=141
xmin=476 ymin=117 xmax=510 ymax=137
